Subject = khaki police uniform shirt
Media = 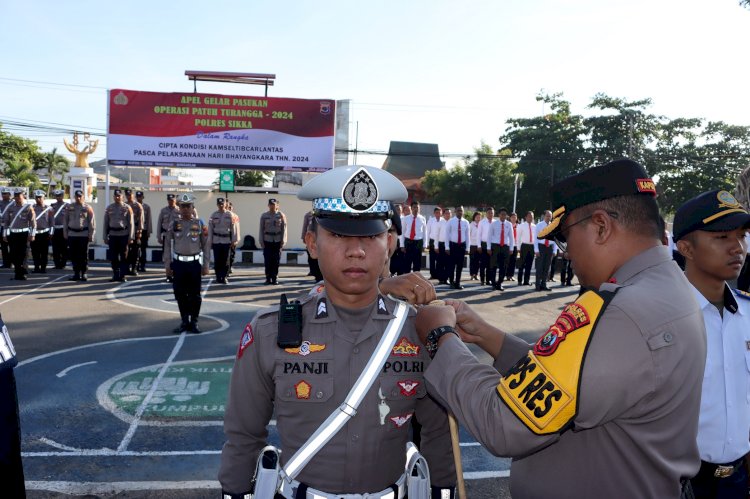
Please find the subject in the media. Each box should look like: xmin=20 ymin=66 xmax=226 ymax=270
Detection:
xmin=127 ymin=200 xmax=145 ymax=233
xmin=157 ymin=205 xmax=180 ymax=242
xmin=64 ymin=203 xmax=96 ymax=240
xmin=258 ymin=210 xmax=287 ymax=246
xmin=163 ymin=216 xmax=210 ymax=274
xmin=103 ymin=202 xmax=134 ymax=240
xmin=141 ymin=203 xmax=152 ymax=233
xmin=426 ymin=245 xmax=706 ymax=499
xmin=51 ymin=200 xmax=68 ymax=230
xmin=32 ymin=204 xmax=53 ymax=231
xmin=3 ymin=202 xmax=36 ymax=233
xmin=0 ymin=199 xmax=11 ymax=228
xmin=219 ymin=291 xmax=456 ymax=495
xmin=208 ymin=210 xmax=240 ymax=245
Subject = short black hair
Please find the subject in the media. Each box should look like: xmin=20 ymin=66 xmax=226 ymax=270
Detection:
xmin=498 ymin=207 xmax=508 ymax=214
xmin=579 ymin=194 xmax=661 ymax=240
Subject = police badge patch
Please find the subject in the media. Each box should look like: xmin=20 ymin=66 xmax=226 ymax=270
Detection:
xmin=237 ymin=323 xmax=254 ymax=359
xmin=342 ymin=168 xmax=378 ymax=212
xmin=389 ymin=412 xmax=413 ymax=428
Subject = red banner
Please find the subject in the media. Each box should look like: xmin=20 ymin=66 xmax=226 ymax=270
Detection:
xmin=107 ymin=89 xmax=336 ymax=171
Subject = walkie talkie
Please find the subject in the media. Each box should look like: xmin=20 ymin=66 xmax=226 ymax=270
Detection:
xmin=277 ymin=294 xmax=303 ymax=348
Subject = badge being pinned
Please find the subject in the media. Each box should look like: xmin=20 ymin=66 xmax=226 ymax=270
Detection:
xmin=392 ymin=338 xmax=420 ymax=357
xmin=237 ymin=323 xmax=254 ymax=359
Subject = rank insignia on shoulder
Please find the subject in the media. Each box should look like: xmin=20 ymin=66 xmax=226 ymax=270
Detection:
xmin=392 ymin=338 xmax=420 ymax=357
xmin=237 ymin=323 xmax=254 ymax=359
xmin=285 ymin=340 xmax=326 ymax=356
xmin=315 ymin=298 xmax=328 ymax=319
xmin=377 ymin=296 xmax=389 ymax=315
xmin=397 ymin=380 xmax=420 ymax=396
xmin=389 ymin=412 xmax=413 ymax=428
xmin=734 ymin=289 xmax=750 ymax=301
xmin=295 ymin=380 xmax=311 ymax=399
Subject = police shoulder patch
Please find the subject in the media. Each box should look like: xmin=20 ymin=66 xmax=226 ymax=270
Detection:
xmin=237 ymin=323 xmax=254 ymax=359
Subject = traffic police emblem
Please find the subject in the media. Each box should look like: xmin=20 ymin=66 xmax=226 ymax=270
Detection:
xmin=343 ymin=168 xmax=378 ymax=212
xmin=237 ymin=323 xmax=254 ymax=359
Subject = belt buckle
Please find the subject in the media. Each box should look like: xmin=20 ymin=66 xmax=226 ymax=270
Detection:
xmin=714 ymin=464 xmax=734 ymax=478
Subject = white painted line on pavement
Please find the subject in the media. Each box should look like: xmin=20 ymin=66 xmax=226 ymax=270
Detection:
xmin=25 ymin=480 xmax=220 ymax=493
xmin=56 ymin=361 xmax=97 ymax=378
xmin=117 ymin=333 xmax=186 ymax=452
xmin=202 ymin=278 xmax=212 ymax=299
xmin=464 ymin=470 xmax=511 ymax=479
xmin=459 ymin=442 xmax=481 ymax=447
xmin=0 ymin=275 xmax=67 ymax=306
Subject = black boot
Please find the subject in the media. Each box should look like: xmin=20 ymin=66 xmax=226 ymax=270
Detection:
xmin=189 ymin=320 xmax=202 ymax=334
xmin=69 ymin=272 xmax=80 ymax=281
xmin=80 ymin=273 xmax=88 ymax=282
xmin=173 ymin=316 xmax=190 ymax=334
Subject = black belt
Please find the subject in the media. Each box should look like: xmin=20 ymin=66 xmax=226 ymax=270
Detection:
xmin=264 ymin=231 xmax=280 ymax=235
xmin=405 ymin=239 xmax=423 ymax=244
xmin=699 ymin=458 xmax=744 ymax=479
xmin=68 ymin=227 xmax=87 ymax=232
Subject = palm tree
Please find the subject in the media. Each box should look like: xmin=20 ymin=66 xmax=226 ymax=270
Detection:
xmin=41 ymin=148 xmax=70 ymax=195
xmin=2 ymin=158 xmax=41 ymax=190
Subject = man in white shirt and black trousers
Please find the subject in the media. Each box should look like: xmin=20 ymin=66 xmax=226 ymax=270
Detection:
xmin=515 ymin=211 xmax=536 ymax=286
xmin=488 ymin=207 xmax=514 ymax=291
xmin=401 ymin=200 xmax=426 ymax=273
xmin=535 ymin=210 xmax=556 ymax=291
xmin=478 ymin=207 xmax=495 ymax=286
xmin=426 ymin=206 xmax=442 ymax=280
xmin=444 ymin=206 xmax=470 ymax=289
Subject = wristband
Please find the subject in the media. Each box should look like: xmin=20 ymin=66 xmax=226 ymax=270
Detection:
xmin=426 ymin=326 xmax=458 ymax=359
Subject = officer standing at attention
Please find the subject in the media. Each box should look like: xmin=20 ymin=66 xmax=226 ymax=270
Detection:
xmin=444 ymin=205 xmax=469 ymax=289
xmin=0 ymin=314 xmax=25 ymax=498
xmin=104 ymin=189 xmax=134 ymax=282
xmin=3 ymin=188 xmax=36 ymax=281
xmin=157 ymin=194 xmax=180 ymax=282
xmin=50 ymin=189 xmax=69 ymax=269
xmin=219 ymin=165 xmax=456 ymax=499
xmin=488 ymin=207 xmax=514 ymax=291
xmin=164 ymin=194 xmax=210 ymax=334
xmin=30 ymin=190 xmax=53 ymax=273
xmin=259 ymin=198 xmax=287 ymax=285
xmin=124 ymin=189 xmax=144 ymax=276
xmin=401 ymin=201 xmax=426 ymax=274
xmin=135 ymin=190 xmax=152 ymax=272
xmin=414 ymin=159 xmax=706 ymax=498
xmin=226 ymin=201 xmax=240 ymax=276
xmin=426 ymin=206 xmax=442 ymax=280
xmin=0 ymin=188 xmax=13 ymax=268
xmin=672 ymin=189 xmax=750 ymax=499
xmin=478 ymin=207 xmax=495 ymax=286
xmin=64 ymin=189 xmax=96 ymax=282
xmin=209 ymin=197 xmax=239 ymax=285
xmin=515 ymin=210 xmax=536 ymax=286
xmin=534 ymin=210 xmax=556 ymax=291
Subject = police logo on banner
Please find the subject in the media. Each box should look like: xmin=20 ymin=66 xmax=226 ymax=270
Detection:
xmin=343 ymin=168 xmax=378 ymax=212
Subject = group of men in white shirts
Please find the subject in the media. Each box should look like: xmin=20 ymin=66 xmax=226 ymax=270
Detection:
xmin=395 ymin=201 xmax=575 ymax=291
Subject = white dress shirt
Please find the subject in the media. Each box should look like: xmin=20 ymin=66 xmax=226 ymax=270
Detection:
xmin=434 ymin=218 xmax=448 ymax=249
xmin=479 ymin=217 xmax=494 ymax=245
xmin=488 ymin=219 xmax=514 ymax=248
xmin=426 ymin=215 xmax=441 ymax=241
xmin=516 ymin=221 xmax=536 ymax=246
xmin=469 ymin=221 xmax=482 ymax=246
xmin=534 ymin=220 xmax=557 ymax=253
xmin=444 ymin=216 xmax=470 ymax=250
xmin=691 ymin=283 xmax=750 ymax=464
xmin=402 ymin=214 xmax=426 ymax=241
xmin=510 ymin=223 xmax=518 ymax=250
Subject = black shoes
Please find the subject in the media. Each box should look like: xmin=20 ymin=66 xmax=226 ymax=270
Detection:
xmin=69 ymin=274 xmax=80 ymax=281
xmin=452 ymin=283 xmax=464 ymax=290
xmin=189 ymin=322 xmax=202 ymax=334
xmin=80 ymin=274 xmax=88 ymax=282
xmin=264 ymin=279 xmax=272 ymax=285
xmin=173 ymin=322 xmax=189 ymax=334
xmin=495 ymin=285 xmax=505 ymax=291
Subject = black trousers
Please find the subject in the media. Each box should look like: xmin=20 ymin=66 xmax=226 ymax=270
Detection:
xmin=263 ymin=241 xmax=281 ymax=279
xmin=51 ymin=230 xmax=67 ymax=268
xmin=690 ymin=458 xmax=748 ymax=499
xmin=449 ymin=242 xmax=466 ymax=284
xmin=506 ymin=248 xmax=518 ymax=279
xmin=490 ymin=244 xmax=510 ymax=286
xmin=127 ymin=237 xmax=140 ymax=272
xmin=31 ymin=232 xmax=49 ymax=270
xmin=518 ymin=243 xmax=535 ymax=285
xmin=428 ymin=239 xmax=438 ymax=278
xmin=108 ymin=235 xmax=129 ymax=279
xmin=0 ymin=233 xmax=10 ymax=268
xmin=213 ymin=243 xmax=230 ymax=281
xmin=172 ymin=260 xmax=202 ymax=324
xmin=437 ymin=242 xmax=449 ymax=282
xmin=138 ymin=231 xmax=149 ymax=270
xmin=535 ymin=244 xmax=554 ymax=288
xmin=403 ymin=239 xmax=423 ymax=273
xmin=560 ymin=257 xmax=574 ymax=285
xmin=68 ymin=237 xmax=90 ymax=275
xmin=549 ymin=253 xmax=558 ymax=279
xmin=7 ymin=233 xmax=29 ymax=278
xmin=388 ymin=243 xmax=403 ymax=276
xmin=469 ymin=245 xmax=479 ymax=277
xmin=479 ymin=242 xmax=490 ymax=284
xmin=0 ymin=367 xmax=25 ymax=498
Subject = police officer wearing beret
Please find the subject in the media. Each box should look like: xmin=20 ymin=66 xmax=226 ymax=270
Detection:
xmin=415 ymin=159 xmax=706 ymax=498
xmin=104 ymin=189 xmax=134 ymax=282
xmin=209 ymin=197 xmax=239 ymax=285
xmin=0 ymin=188 xmax=12 ymax=268
xmin=219 ymin=166 xmax=456 ymax=499
xmin=135 ymin=191 xmax=152 ymax=273
xmin=50 ymin=189 xmax=69 ymax=269
xmin=164 ymin=194 xmax=210 ymax=334
xmin=30 ymin=190 xmax=53 ymax=273
xmin=259 ymin=198 xmax=287 ymax=285
xmin=2 ymin=188 xmax=36 ymax=281
xmin=673 ymin=190 xmax=750 ymax=499
xmin=64 ymin=189 xmax=96 ymax=282
xmin=0 ymin=314 xmax=25 ymax=498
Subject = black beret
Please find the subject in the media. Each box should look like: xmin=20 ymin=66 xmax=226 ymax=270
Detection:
xmin=124 ymin=188 xmax=132 ymax=195
xmin=268 ymin=198 xmax=278 ymax=204
xmin=217 ymin=197 xmax=225 ymax=204
xmin=74 ymin=189 xmax=83 ymax=197
xmin=673 ymin=189 xmax=750 ymax=241
xmin=136 ymin=190 xmax=144 ymax=197
xmin=113 ymin=189 xmax=122 ymax=195
xmin=539 ymin=158 xmax=656 ymax=240
xmin=167 ymin=194 xmax=175 ymax=200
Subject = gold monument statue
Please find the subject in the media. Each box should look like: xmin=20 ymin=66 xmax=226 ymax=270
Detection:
xmin=63 ymin=132 xmax=99 ymax=168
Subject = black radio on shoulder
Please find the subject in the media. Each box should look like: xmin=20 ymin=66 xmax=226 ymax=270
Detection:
xmin=277 ymin=294 xmax=303 ymax=348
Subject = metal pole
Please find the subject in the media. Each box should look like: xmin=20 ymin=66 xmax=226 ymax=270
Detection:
xmin=512 ymin=174 xmax=519 ymax=214
xmin=353 ymin=121 xmax=359 ymax=166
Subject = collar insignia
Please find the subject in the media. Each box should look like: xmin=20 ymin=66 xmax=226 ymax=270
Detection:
xmin=377 ymin=296 xmax=389 ymax=315
xmin=397 ymin=380 xmax=420 ymax=396
xmin=389 ymin=412 xmax=413 ymax=428
xmin=392 ymin=337 xmax=420 ymax=357
xmin=285 ymin=340 xmax=326 ymax=356
xmin=534 ymin=302 xmax=591 ymax=357
xmin=343 ymin=167 xmax=378 ymax=212
xmin=295 ymin=380 xmax=311 ymax=399
xmin=316 ymin=298 xmax=328 ymax=319
xmin=237 ymin=323 xmax=254 ymax=359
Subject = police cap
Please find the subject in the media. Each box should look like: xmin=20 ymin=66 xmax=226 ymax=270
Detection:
xmin=113 ymin=189 xmax=122 ymax=196
xmin=673 ymin=189 xmax=750 ymax=242
xmin=217 ymin=197 xmax=225 ymax=204
xmin=1 ymin=187 xmax=10 ymax=195
xmin=74 ymin=189 xmax=83 ymax=197
xmin=53 ymin=189 xmax=64 ymax=197
xmin=124 ymin=188 xmax=133 ymax=195
xmin=538 ymin=158 xmax=657 ymax=240
xmin=177 ymin=193 xmax=195 ymax=205
xmin=13 ymin=187 xmax=26 ymax=196
xmin=166 ymin=194 xmax=175 ymax=200
xmin=268 ymin=198 xmax=278 ymax=205
xmin=136 ymin=190 xmax=144 ymax=197
xmin=34 ymin=189 xmax=45 ymax=198
xmin=297 ymin=165 xmax=407 ymax=237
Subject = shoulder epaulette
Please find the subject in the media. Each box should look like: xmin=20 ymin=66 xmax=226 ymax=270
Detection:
xmin=734 ymin=288 xmax=750 ymax=301
xmin=255 ymin=304 xmax=281 ymax=321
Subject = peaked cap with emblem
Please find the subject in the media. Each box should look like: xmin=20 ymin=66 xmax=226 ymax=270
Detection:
xmin=673 ymin=189 xmax=750 ymax=242
xmin=34 ymin=189 xmax=45 ymax=198
xmin=1 ymin=187 xmax=11 ymax=195
xmin=538 ymin=158 xmax=657 ymax=240
xmin=298 ymin=165 xmax=407 ymax=236
xmin=13 ymin=187 xmax=26 ymax=196
xmin=177 ymin=193 xmax=196 ymax=205
xmin=53 ymin=189 xmax=64 ymax=196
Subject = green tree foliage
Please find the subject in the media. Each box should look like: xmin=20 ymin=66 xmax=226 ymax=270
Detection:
xmin=221 ymin=169 xmax=271 ymax=187
xmin=422 ymin=143 xmax=517 ymax=209
xmin=0 ymin=124 xmax=44 ymax=187
xmin=40 ymin=148 xmax=71 ymax=195
xmin=2 ymin=158 xmax=42 ymax=190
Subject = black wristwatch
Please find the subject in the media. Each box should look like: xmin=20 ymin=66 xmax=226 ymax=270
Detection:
xmin=426 ymin=326 xmax=457 ymax=359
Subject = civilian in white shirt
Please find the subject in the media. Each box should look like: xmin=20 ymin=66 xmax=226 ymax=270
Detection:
xmin=515 ymin=211 xmax=536 ymax=285
xmin=444 ymin=206 xmax=469 ymax=289
xmin=401 ymin=201 xmax=426 ymax=273
xmin=389 ymin=204 xmax=406 ymax=276
xmin=488 ymin=207 xmax=514 ymax=291
xmin=673 ymin=189 xmax=750 ymax=499
xmin=426 ymin=206 xmax=442 ymax=280
xmin=534 ymin=210 xmax=556 ymax=291
xmin=478 ymin=207 xmax=495 ymax=286
xmin=505 ymin=212 xmax=519 ymax=282
xmin=468 ymin=211 xmax=482 ymax=281
xmin=435 ymin=208 xmax=451 ymax=284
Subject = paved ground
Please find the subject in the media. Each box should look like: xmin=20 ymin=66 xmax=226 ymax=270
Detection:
xmin=2 ymin=262 xmax=579 ymax=498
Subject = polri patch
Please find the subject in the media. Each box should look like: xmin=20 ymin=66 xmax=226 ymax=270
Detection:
xmin=392 ymin=338 xmax=420 ymax=356
xmin=285 ymin=340 xmax=326 ymax=357
xmin=237 ymin=323 xmax=254 ymax=359
xmin=534 ymin=302 xmax=591 ymax=356
xmin=397 ymin=380 xmax=420 ymax=396
xmin=389 ymin=412 xmax=413 ymax=428
xmin=295 ymin=380 xmax=311 ymax=399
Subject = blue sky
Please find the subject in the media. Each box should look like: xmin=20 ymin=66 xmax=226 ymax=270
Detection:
xmin=1 ymin=0 xmax=748 ymax=177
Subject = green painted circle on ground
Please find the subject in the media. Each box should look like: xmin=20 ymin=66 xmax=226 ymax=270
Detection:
xmin=108 ymin=360 xmax=232 ymax=420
